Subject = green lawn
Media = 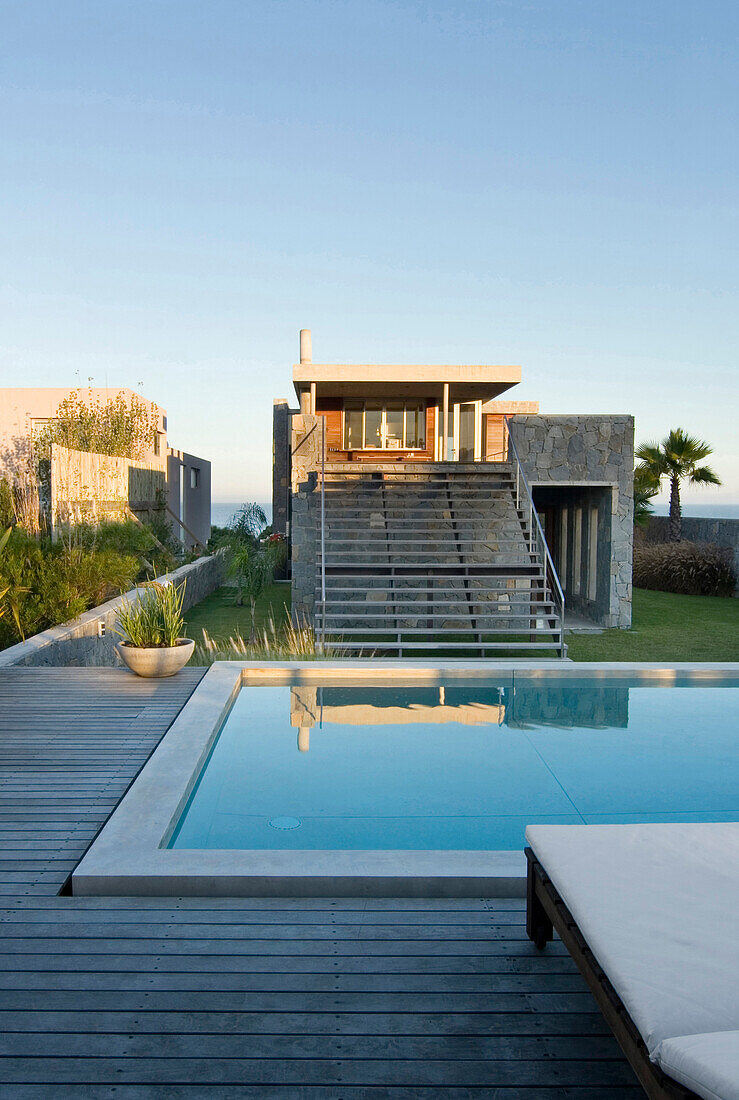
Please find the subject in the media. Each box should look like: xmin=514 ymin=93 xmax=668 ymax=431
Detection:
xmin=184 ymin=583 xmax=291 ymax=645
xmin=567 ymin=588 xmax=739 ymax=662
xmin=184 ymin=583 xmax=738 ymax=662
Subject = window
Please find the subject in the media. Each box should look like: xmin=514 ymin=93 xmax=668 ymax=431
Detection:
xmin=190 ymin=467 xmax=200 ymax=489
xmin=342 ymin=402 xmax=426 ymax=450
xmin=154 ymin=432 xmax=161 ymax=456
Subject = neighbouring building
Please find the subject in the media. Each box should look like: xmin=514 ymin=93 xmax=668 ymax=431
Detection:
xmin=273 ymin=331 xmax=634 ymax=657
xmin=0 ymin=387 xmax=211 ymax=549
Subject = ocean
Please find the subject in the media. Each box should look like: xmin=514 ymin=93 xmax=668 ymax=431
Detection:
xmin=649 ymin=504 xmax=739 ymax=519
xmin=210 ymin=501 xmax=738 ymax=528
xmin=211 ymin=502 xmax=273 ymax=529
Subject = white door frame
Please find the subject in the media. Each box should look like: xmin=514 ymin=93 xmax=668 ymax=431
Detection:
xmin=452 ymin=400 xmax=482 ymax=461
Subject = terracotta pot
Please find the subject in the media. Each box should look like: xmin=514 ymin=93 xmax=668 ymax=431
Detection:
xmin=116 ymin=639 xmax=195 ymax=678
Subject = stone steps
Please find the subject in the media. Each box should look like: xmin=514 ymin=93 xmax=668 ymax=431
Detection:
xmin=315 ymin=469 xmax=564 ymax=658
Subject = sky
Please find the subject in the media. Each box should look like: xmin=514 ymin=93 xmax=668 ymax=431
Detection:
xmin=1 ymin=0 xmax=737 ymax=505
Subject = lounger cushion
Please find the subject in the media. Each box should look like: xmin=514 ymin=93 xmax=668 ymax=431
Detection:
xmin=525 ymin=823 xmax=739 ymax=1059
xmin=656 ymin=1031 xmax=739 ymax=1100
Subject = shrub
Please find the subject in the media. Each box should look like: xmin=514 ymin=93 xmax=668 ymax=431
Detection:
xmin=0 ymin=528 xmax=140 ymax=647
xmin=35 ymin=391 xmax=160 ymax=460
xmin=633 ymin=541 xmax=736 ymax=597
xmin=74 ymin=518 xmax=177 ymax=579
xmin=0 ymin=479 xmax=13 ymax=528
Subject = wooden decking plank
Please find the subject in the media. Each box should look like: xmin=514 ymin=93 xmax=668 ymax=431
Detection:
xmin=0 ymin=897 xmax=525 ymax=915
xmin=0 ymin=1032 xmax=624 ymax=1059
xmin=0 ymin=990 xmax=602 ymax=1012
xmin=0 ymin=1008 xmax=611 ymax=1035
xmin=0 ymin=953 xmax=578 ymax=974
xmin=1 ymin=1087 xmax=647 ymax=1100
xmin=0 ymin=667 xmax=639 ymax=1095
xmin=0 ymin=969 xmax=588 ymax=994
xmin=0 ymin=1056 xmax=638 ymax=1086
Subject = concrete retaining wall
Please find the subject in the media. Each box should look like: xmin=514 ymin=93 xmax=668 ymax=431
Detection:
xmin=0 ymin=553 xmax=225 ymax=668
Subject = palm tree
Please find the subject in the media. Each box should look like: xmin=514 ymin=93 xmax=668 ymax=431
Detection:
xmin=227 ymin=541 xmax=276 ymax=638
xmin=633 ymin=466 xmax=660 ymax=527
xmin=220 ymin=503 xmax=277 ymax=639
xmin=635 ymin=429 xmax=721 ymax=541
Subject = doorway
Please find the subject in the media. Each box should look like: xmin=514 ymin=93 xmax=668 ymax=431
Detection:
xmin=453 ymin=401 xmax=481 ymax=461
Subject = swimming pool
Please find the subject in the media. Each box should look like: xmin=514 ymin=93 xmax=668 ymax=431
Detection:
xmin=170 ymin=676 xmax=739 ymax=852
xmin=73 ymin=662 xmax=739 ymax=896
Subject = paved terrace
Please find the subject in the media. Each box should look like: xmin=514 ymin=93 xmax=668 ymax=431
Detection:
xmin=0 ymin=667 xmax=641 ymax=1097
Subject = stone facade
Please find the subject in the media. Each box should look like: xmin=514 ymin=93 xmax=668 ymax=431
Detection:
xmin=283 ymin=405 xmax=635 ymax=631
xmin=508 ymin=415 xmax=634 ymax=628
xmin=0 ymin=553 xmax=225 ymax=668
xmin=289 ymin=413 xmax=322 ymax=620
xmin=272 ymin=399 xmax=296 ymax=538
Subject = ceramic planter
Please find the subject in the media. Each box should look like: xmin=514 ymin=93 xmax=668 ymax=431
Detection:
xmin=116 ymin=639 xmax=195 ymax=678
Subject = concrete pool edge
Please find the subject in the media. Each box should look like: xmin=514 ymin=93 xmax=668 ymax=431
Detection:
xmin=72 ymin=661 xmax=739 ymax=898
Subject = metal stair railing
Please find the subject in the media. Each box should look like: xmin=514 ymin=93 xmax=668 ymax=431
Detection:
xmin=318 ymin=415 xmax=326 ymax=654
xmin=503 ymin=417 xmax=566 ymax=652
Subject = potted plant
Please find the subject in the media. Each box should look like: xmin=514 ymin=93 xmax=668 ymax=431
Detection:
xmin=115 ymin=580 xmax=194 ymax=677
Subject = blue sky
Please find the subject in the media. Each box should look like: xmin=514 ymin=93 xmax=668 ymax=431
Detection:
xmin=1 ymin=0 xmax=737 ymax=503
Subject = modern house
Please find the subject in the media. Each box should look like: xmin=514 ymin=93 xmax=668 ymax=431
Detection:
xmin=0 ymin=387 xmax=212 ymax=550
xmin=273 ymin=331 xmax=633 ymax=657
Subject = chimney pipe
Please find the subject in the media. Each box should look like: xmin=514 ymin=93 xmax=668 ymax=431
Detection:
xmin=299 ymin=329 xmax=312 ymax=364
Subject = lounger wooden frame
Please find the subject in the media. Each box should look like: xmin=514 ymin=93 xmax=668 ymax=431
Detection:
xmin=525 ymin=846 xmax=701 ymax=1100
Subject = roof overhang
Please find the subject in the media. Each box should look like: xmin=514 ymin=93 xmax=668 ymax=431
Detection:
xmin=292 ymin=363 xmax=521 ymax=403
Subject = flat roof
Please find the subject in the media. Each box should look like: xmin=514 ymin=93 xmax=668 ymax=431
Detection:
xmin=294 ymin=363 xmax=521 ymax=385
xmin=292 ymin=363 xmax=522 ymax=400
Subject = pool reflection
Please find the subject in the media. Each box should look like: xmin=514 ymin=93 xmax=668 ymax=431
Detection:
xmin=290 ymin=681 xmax=629 ymax=751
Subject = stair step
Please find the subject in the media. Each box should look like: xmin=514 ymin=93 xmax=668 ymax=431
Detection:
xmin=323 ymin=640 xmax=565 ymax=651
xmin=314 ymin=629 xmax=563 ymax=638
xmin=323 ymin=537 xmax=530 ymax=544
xmin=320 ymin=592 xmax=551 ymax=601
xmin=320 ymin=581 xmax=547 ymax=591
xmin=321 ymin=477 xmax=514 ymax=484
xmin=319 ymin=599 xmax=557 ymax=609
xmin=318 ymin=607 xmax=557 ymax=616
xmin=321 ymin=564 xmax=543 ymax=572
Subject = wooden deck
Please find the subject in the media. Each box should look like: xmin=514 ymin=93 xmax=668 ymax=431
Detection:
xmin=0 ymin=667 xmax=642 ymax=1097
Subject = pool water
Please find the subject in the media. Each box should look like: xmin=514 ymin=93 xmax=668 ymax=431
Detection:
xmin=169 ymin=676 xmax=739 ymax=851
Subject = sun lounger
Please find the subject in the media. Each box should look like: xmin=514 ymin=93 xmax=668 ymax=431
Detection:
xmin=525 ymin=823 xmax=739 ymax=1100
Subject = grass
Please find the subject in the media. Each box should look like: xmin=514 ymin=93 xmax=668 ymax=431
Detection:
xmin=567 ymin=588 xmax=739 ymax=662
xmin=184 ymin=583 xmax=290 ymax=647
xmin=183 ymin=583 xmax=738 ymax=662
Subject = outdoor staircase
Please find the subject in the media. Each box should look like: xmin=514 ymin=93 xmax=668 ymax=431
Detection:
xmin=314 ymin=464 xmax=566 ymax=657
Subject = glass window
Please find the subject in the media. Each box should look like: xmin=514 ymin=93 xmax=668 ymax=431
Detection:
xmin=190 ymin=467 xmax=200 ymax=489
xmin=343 ymin=401 xmax=426 ymax=450
xmin=344 ymin=403 xmax=363 ymax=449
xmin=364 ymin=403 xmax=383 ymax=448
xmin=405 ymin=405 xmax=425 ymax=448
xmin=385 ymin=402 xmax=404 ymax=448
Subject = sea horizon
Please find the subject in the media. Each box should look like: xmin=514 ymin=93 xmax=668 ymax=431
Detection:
xmin=210 ymin=500 xmax=739 ymax=528
xmin=211 ymin=501 xmax=273 ymax=528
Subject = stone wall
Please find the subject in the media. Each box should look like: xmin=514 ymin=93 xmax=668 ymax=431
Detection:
xmin=289 ymin=413 xmax=323 ymax=620
xmin=509 ymin=415 xmax=634 ymax=627
xmin=0 ymin=553 xmax=225 ymax=668
xmin=272 ymin=399 xmax=296 ymax=538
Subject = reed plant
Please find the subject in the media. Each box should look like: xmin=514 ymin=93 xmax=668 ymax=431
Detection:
xmin=115 ymin=580 xmax=187 ymax=648
xmin=192 ymin=614 xmax=342 ymax=663
xmin=633 ymin=541 xmax=735 ymax=597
